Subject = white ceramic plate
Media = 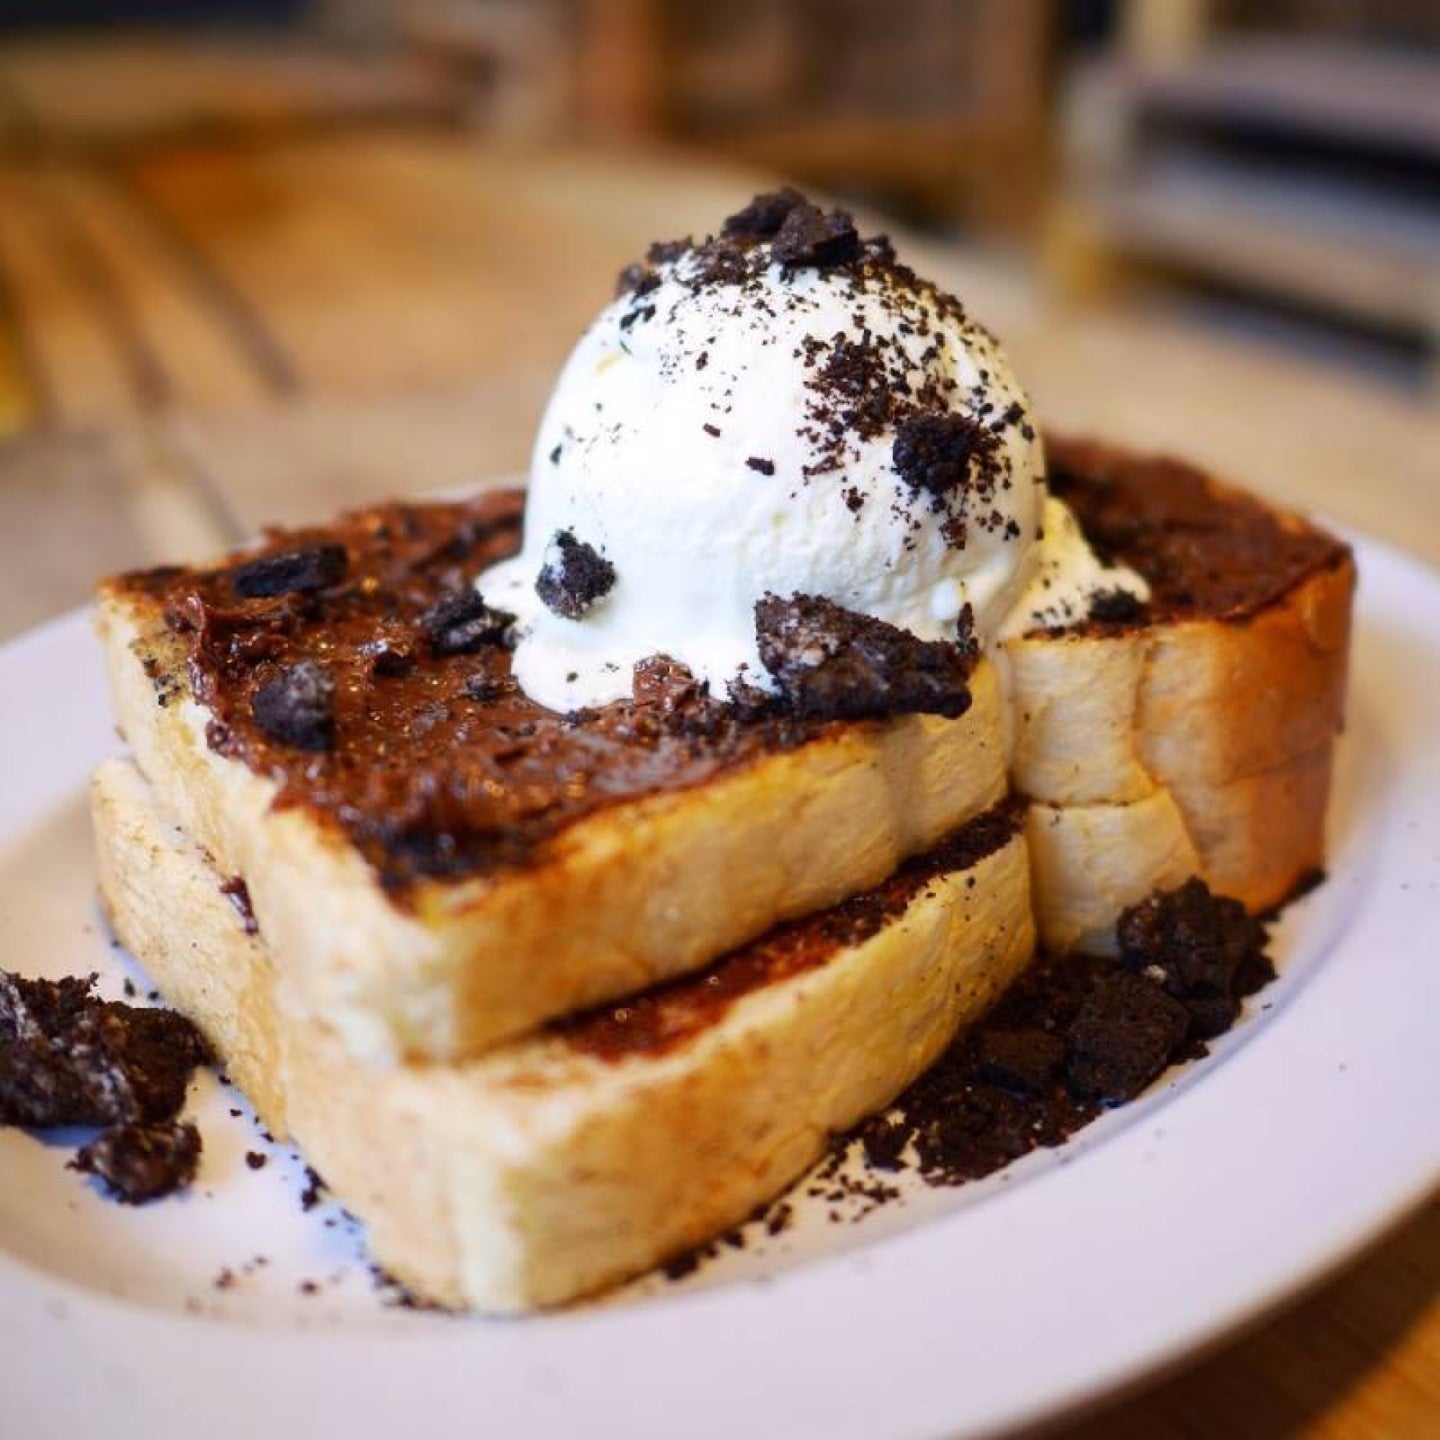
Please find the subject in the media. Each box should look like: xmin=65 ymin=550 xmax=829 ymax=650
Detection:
xmin=2 ymin=532 xmax=1437 ymax=1440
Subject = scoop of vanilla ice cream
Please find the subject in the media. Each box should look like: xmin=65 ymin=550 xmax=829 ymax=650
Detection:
xmin=482 ymin=210 xmax=1143 ymax=712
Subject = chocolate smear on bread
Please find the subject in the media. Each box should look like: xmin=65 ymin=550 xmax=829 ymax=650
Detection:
xmin=117 ymin=492 xmax=827 ymax=893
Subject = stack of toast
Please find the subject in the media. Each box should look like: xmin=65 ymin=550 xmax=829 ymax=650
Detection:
xmin=91 ymin=436 xmax=1352 ymax=1311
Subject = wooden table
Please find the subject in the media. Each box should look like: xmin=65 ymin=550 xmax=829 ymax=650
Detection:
xmin=1 ymin=90 xmax=1437 ymax=1438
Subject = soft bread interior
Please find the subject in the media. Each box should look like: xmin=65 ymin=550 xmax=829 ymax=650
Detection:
xmin=93 ymin=758 xmax=1035 ymax=1312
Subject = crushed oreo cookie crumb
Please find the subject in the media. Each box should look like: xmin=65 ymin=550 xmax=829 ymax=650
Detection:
xmin=614 ymin=262 xmax=658 ymax=299
xmin=300 ymin=1165 xmax=326 ymax=1212
xmin=722 ymin=187 xmax=805 ymax=239
xmin=1087 ymin=588 xmax=1146 ymax=624
xmin=0 ymin=971 xmax=208 ymax=1129
xmin=770 ymin=200 xmax=861 ymax=269
xmin=976 ymin=1029 xmax=1066 ymax=1097
xmin=231 ymin=544 xmax=347 ymax=599
xmin=360 ymin=633 xmax=417 ymax=678
xmin=463 ymin=670 xmax=513 ymax=703
xmin=71 ymin=1120 xmax=201 ymax=1204
xmin=419 ymin=590 xmax=514 ymax=657
xmin=251 ymin=661 xmax=335 ymax=752
xmin=892 ymin=413 xmax=995 ymax=509
xmin=535 ymin=531 xmax=617 ymax=620
xmin=755 ymin=592 xmax=977 ymax=721
xmin=1116 ymin=877 xmax=1272 ymax=1039
xmin=1065 ymin=970 xmax=1191 ymax=1105
xmin=632 ymin=654 xmax=706 ymax=713
xmin=745 ymin=456 xmax=776 ymax=476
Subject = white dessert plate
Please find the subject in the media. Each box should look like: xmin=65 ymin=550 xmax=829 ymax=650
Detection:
xmin=1 ymin=529 xmax=1437 ymax=1440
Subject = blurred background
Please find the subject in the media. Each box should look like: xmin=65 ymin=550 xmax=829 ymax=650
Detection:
xmin=1 ymin=0 xmax=1437 ymax=641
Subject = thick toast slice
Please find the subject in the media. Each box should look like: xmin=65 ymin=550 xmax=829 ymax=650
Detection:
xmin=93 ymin=759 xmax=1034 ymax=1311
xmin=1008 ymin=439 xmax=1353 ymax=951
xmin=97 ymin=492 xmax=1007 ymax=1064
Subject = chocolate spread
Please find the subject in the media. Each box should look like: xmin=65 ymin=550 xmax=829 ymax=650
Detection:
xmin=112 ymin=492 xmax=825 ymax=894
xmin=1049 ymin=437 xmax=1350 ymax=626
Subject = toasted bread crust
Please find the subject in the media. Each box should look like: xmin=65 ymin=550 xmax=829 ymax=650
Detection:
xmin=1009 ymin=442 xmax=1353 ymax=951
xmin=93 ymin=759 xmax=1034 ymax=1310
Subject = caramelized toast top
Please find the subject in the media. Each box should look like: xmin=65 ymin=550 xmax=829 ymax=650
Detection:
xmin=105 ymin=489 xmax=838 ymax=894
xmin=1048 ymin=437 xmax=1349 ymax=627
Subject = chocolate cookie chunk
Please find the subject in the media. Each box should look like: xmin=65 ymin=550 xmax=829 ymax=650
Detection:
xmin=231 ymin=544 xmax=347 ymax=599
xmin=976 ymin=1029 xmax=1066 ymax=1097
xmin=359 ymin=628 xmax=417 ymax=677
xmin=769 ymin=201 xmax=861 ymax=269
xmin=1116 ymin=877 xmax=1271 ymax=1040
xmin=0 ymin=971 xmax=209 ymax=1128
xmin=252 ymin=660 xmax=335 ymax=751
xmin=1065 ymin=971 xmax=1190 ymax=1105
xmin=535 ymin=531 xmax=617 ymax=620
xmin=754 ymin=593 xmax=977 ymax=721
xmin=0 ymin=1038 xmax=108 ymax=1127
xmin=615 ymin=262 xmax=661 ymax=299
xmin=419 ymin=589 xmax=515 ymax=656
xmin=463 ymin=669 xmax=514 ymax=703
xmin=722 ymin=187 xmax=806 ymax=239
xmin=0 ymin=971 xmax=94 ymax=1043
xmin=1118 ymin=878 xmax=1266 ymax=997
xmin=1087 ymin=587 xmax=1146 ymax=624
xmin=892 ymin=412 xmax=992 ymax=504
xmin=72 ymin=1120 xmax=202 ymax=1204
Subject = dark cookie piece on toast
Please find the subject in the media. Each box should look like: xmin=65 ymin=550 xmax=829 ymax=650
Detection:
xmin=252 ymin=661 xmax=336 ymax=752
xmin=231 ymin=544 xmax=347 ymax=599
xmin=755 ymin=592 xmax=977 ymax=721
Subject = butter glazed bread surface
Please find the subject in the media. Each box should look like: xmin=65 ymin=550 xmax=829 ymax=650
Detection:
xmin=96 ymin=490 xmax=1007 ymax=1065
xmin=1008 ymin=439 xmax=1354 ymax=952
xmin=93 ymin=759 xmax=1034 ymax=1311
